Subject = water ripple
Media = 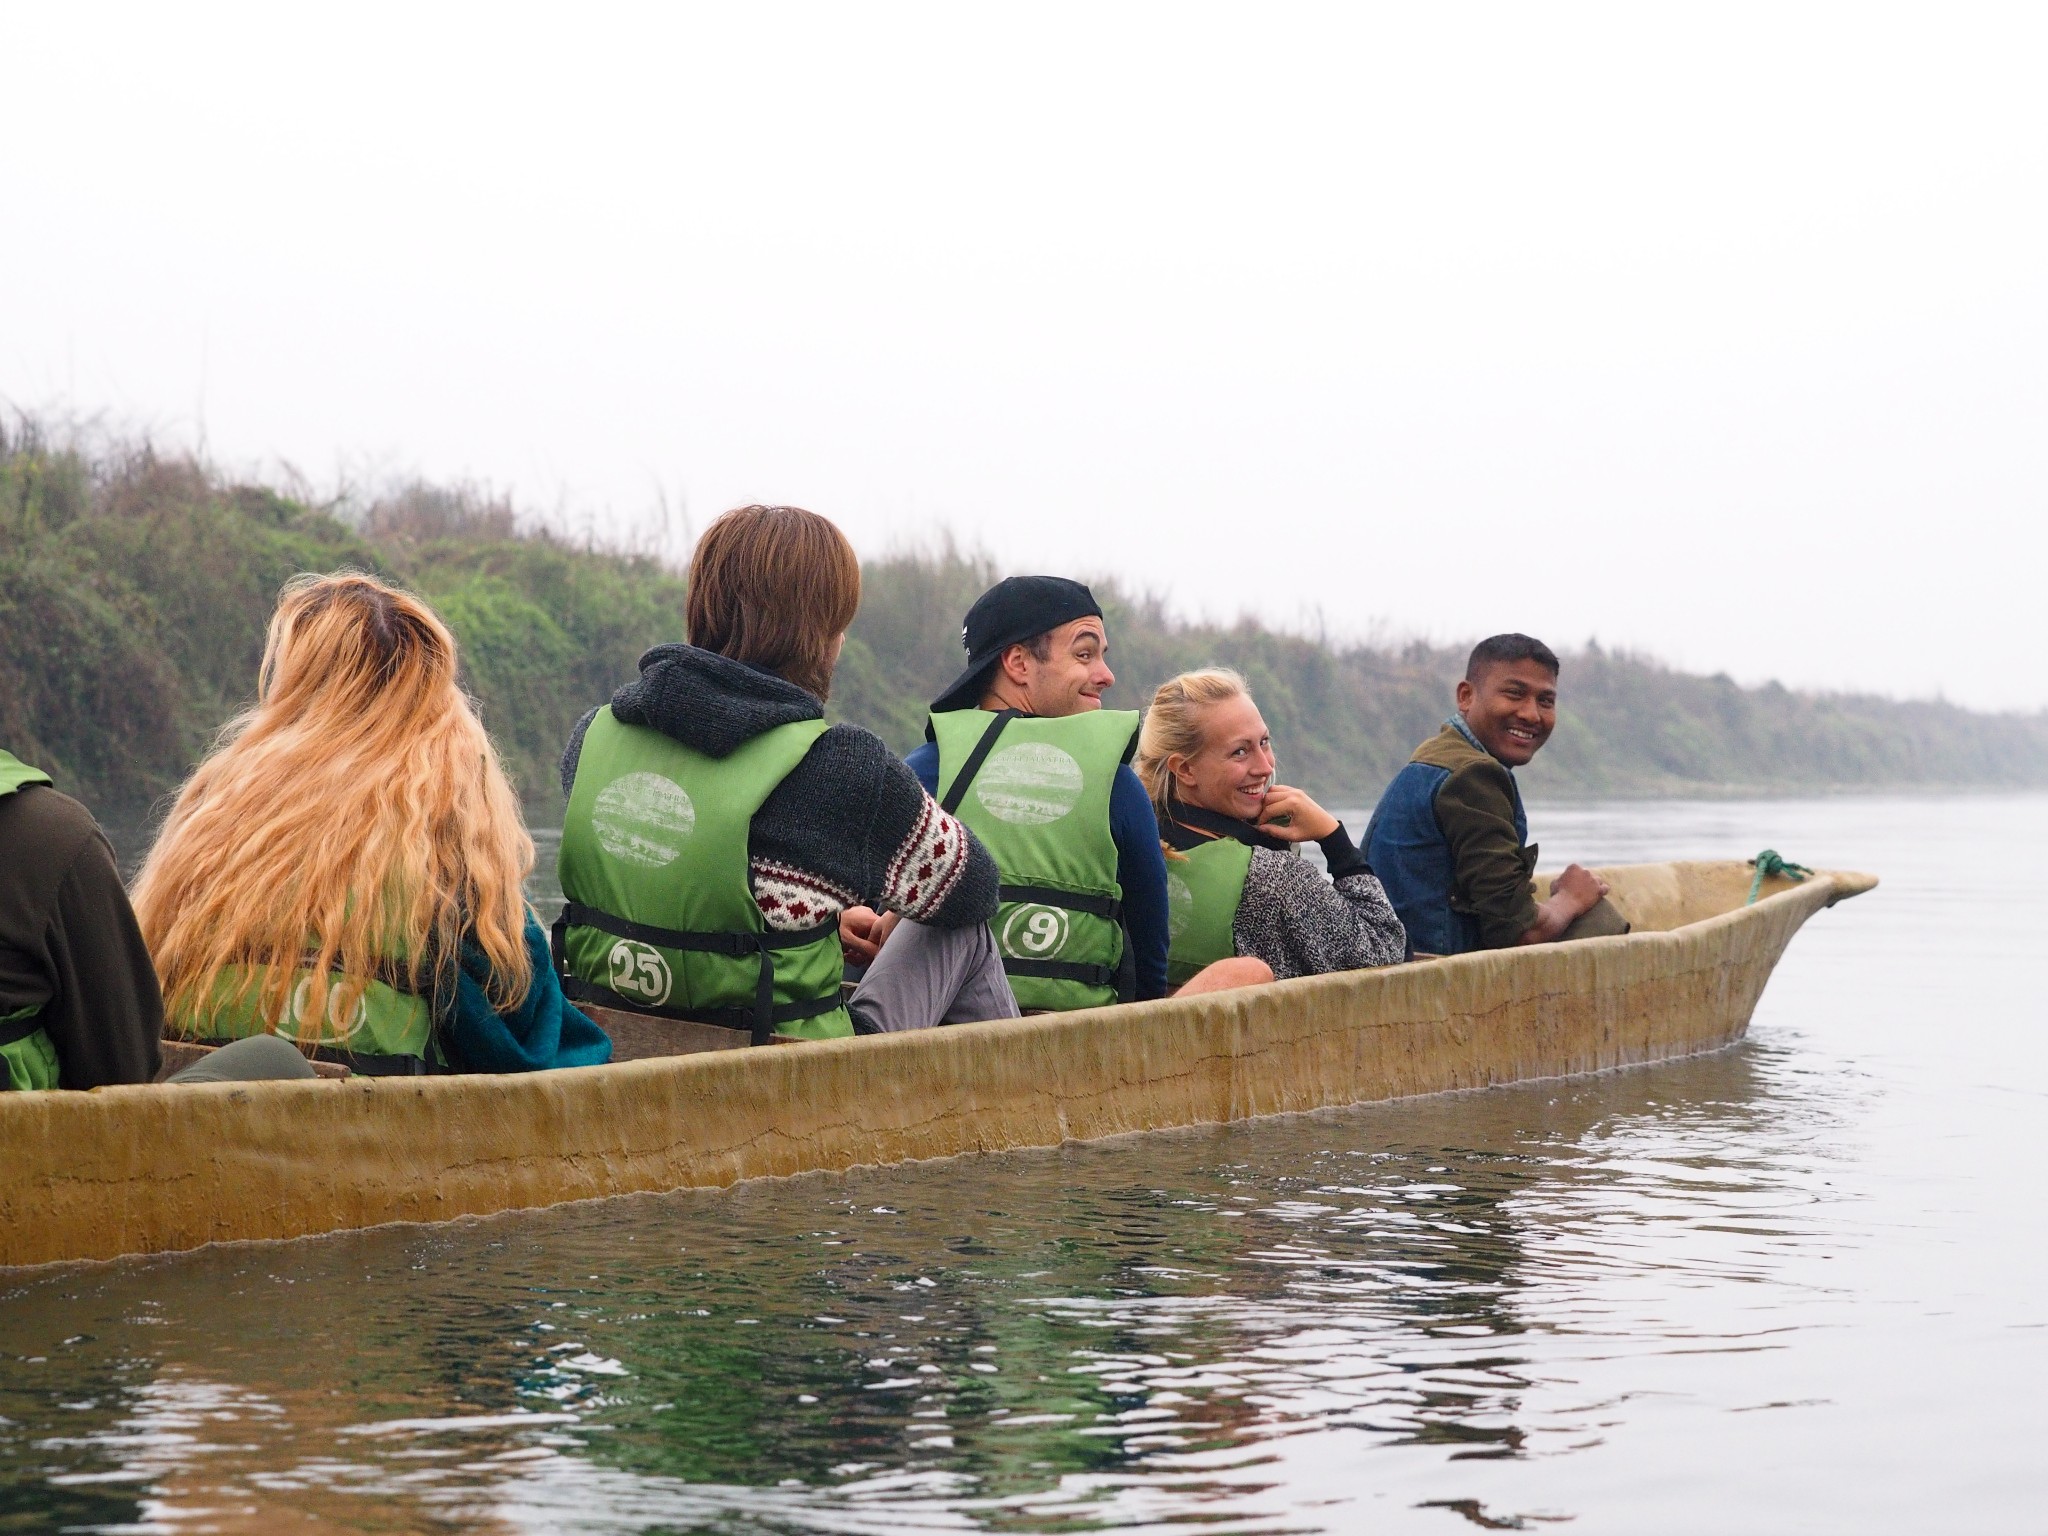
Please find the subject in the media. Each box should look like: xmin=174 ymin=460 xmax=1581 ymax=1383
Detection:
xmin=3 ymin=796 xmax=2045 ymax=1533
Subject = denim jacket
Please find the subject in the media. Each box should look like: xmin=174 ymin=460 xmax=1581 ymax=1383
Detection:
xmin=1364 ymin=717 xmax=1532 ymax=956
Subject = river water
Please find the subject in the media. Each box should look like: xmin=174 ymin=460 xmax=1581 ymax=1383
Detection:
xmin=4 ymin=795 xmax=2043 ymax=1533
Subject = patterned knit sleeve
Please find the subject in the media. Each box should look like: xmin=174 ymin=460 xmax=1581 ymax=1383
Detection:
xmin=872 ymin=763 xmax=1000 ymax=927
xmin=1231 ymin=850 xmax=1406 ymax=980
xmin=751 ymin=725 xmax=1000 ymax=932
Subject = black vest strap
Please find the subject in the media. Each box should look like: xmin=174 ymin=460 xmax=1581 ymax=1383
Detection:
xmin=1001 ymin=956 xmax=1120 ymax=989
xmin=1161 ymin=801 xmax=1293 ymax=852
xmin=561 ymin=901 xmax=836 ymax=957
xmin=557 ymin=903 xmax=841 ymax=1046
xmin=1003 ymin=948 xmax=1136 ymax=1003
xmin=939 ymin=710 xmax=1020 ymax=814
xmin=0 ymin=1010 xmax=46 ymax=1049
xmin=998 ymin=882 xmax=1123 ymax=921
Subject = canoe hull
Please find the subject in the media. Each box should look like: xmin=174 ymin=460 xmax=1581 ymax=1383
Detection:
xmin=0 ymin=861 xmax=1873 ymax=1268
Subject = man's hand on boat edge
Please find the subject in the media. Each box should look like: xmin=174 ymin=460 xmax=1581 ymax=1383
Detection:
xmin=1521 ymin=864 xmax=1610 ymax=946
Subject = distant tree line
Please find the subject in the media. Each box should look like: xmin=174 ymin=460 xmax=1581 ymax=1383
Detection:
xmin=5 ymin=420 xmax=2043 ymax=820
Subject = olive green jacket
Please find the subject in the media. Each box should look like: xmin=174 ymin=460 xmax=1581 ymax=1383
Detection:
xmin=1410 ymin=722 xmax=1541 ymax=949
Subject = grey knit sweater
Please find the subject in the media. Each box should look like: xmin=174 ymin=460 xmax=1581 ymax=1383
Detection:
xmin=1163 ymin=814 xmax=1406 ymax=979
xmin=562 ymin=645 xmax=999 ymax=931
xmin=1234 ymin=840 xmax=1407 ymax=978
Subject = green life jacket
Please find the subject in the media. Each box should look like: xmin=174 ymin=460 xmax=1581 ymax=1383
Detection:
xmin=0 ymin=1004 xmax=59 ymax=1092
xmin=1164 ymin=838 xmax=1255 ymax=988
xmin=187 ymin=959 xmax=440 ymax=1075
xmin=0 ymin=751 xmax=60 ymax=1091
xmin=1159 ymin=804 xmax=1292 ymax=987
xmin=0 ymin=749 xmax=51 ymax=798
xmin=930 ymin=708 xmax=1139 ymax=1011
xmin=555 ymin=709 xmax=850 ymax=1042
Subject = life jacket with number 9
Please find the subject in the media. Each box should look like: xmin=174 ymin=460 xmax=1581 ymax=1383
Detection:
xmin=929 ymin=708 xmax=1139 ymax=1012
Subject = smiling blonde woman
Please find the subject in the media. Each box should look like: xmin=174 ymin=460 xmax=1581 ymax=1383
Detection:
xmin=1134 ymin=669 xmax=1406 ymax=990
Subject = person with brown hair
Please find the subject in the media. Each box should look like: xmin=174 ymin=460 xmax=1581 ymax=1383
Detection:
xmin=1135 ymin=669 xmax=1406 ymax=989
xmin=132 ymin=571 xmax=611 ymax=1077
xmin=557 ymin=504 xmax=1014 ymax=1039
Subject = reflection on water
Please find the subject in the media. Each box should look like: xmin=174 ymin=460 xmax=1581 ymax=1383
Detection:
xmin=9 ymin=795 xmax=2047 ymax=1533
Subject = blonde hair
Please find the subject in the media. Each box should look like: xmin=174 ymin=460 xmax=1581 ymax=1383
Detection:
xmin=132 ymin=572 xmax=534 ymax=1040
xmin=1134 ymin=668 xmax=1253 ymax=820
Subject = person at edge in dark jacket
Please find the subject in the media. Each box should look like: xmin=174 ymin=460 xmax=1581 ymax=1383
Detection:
xmin=0 ymin=750 xmax=163 ymax=1089
xmin=899 ymin=576 xmax=1235 ymax=1010
xmin=1364 ymin=633 xmax=1629 ymax=957
xmin=132 ymin=572 xmax=612 ymax=1080
xmin=1134 ymin=669 xmax=1405 ymax=989
xmin=559 ymin=505 xmax=1014 ymax=1039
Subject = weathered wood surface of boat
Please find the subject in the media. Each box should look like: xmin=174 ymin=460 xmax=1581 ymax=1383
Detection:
xmin=0 ymin=860 xmax=1874 ymax=1268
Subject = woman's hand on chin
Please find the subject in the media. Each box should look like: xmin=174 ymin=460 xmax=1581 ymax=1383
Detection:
xmin=1255 ymin=784 xmax=1339 ymax=842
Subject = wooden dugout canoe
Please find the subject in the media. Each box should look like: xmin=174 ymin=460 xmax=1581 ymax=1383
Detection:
xmin=0 ymin=859 xmax=1873 ymax=1269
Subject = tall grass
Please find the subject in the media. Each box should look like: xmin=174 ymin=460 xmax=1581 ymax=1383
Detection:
xmin=3 ymin=416 xmax=2043 ymax=817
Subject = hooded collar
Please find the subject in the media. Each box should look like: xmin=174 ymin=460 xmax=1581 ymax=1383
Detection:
xmin=609 ymin=644 xmax=823 ymax=760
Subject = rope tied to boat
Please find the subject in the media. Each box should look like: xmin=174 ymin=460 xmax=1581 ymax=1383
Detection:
xmin=1748 ymin=849 xmax=1815 ymax=904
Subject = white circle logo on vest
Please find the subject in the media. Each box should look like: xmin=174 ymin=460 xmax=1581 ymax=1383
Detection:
xmin=606 ymin=940 xmax=674 ymax=1007
xmin=1000 ymin=903 xmax=1071 ymax=959
xmin=974 ymin=743 xmax=1084 ymax=826
xmin=593 ymin=772 xmax=696 ymax=867
xmin=1165 ymin=870 xmax=1195 ymax=940
xmin=288 ymin=975 xmax=370 ymax=1040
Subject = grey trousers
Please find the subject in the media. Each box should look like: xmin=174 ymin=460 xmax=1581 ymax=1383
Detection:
xmin=846 ymin=920 xmax=1020 ymax=1034
xmin=165 ymin=1033 xmax=321 ymax=1084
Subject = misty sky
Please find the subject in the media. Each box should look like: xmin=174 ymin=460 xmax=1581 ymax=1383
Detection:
xmin=5 ymin=6 xmax=2044 ymax=709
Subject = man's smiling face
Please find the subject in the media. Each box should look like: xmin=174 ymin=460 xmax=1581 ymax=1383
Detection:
xmin=995 ymin=617 xmax=1114 ymax=717
xmin=1455 ymin=658 xmax=1558 ymax=767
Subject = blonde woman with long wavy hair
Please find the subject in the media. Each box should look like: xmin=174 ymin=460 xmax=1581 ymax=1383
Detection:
xmin=1135 ymin=668 xmax=1405 ymax=991
xmin=133 ymin=572 xmax=610 ymax=1077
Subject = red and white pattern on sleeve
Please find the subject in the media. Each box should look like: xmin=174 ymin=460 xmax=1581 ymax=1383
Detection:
xmin=751 ymin=860 xmax=859 ymax=933
xmin=880 ymin=795 xmax=971 ymax=920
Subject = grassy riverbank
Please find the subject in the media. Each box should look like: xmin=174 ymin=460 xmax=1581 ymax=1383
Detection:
xmin=5 ymin=423 xmax=2043 ymax=817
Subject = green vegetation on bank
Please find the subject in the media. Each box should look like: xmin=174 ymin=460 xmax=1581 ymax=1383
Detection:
xmin=5 ymin=422 xmax=2044 ymax=817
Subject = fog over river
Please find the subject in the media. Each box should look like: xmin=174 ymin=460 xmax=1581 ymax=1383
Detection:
xmin=3 ymin=795 xmax=2043 ymax=1533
